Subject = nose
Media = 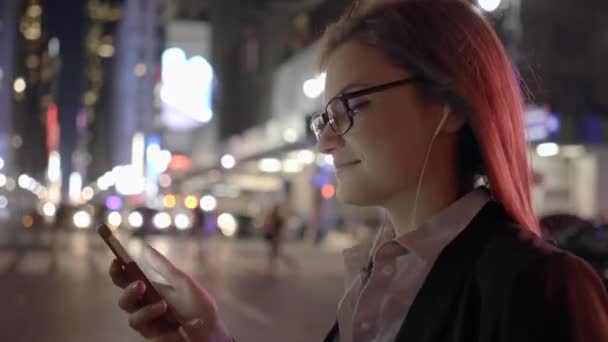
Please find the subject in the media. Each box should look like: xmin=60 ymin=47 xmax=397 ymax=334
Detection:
xmin=317 ymin=125 xmax=344 ymax=155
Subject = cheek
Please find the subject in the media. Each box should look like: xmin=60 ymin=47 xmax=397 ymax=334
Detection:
xmin=359 ymin=116 xmax=428 ymax=182
xmin=365 ymin=138 xmax=421 ymax=185
xmin=334 ymin=136 xmax=424 ymax=206
xmin=335 ymin=101 xmax=431 ymax=204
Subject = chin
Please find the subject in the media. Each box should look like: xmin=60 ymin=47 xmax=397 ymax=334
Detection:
xmin=335 ymin=184 xmax=384 ymax=207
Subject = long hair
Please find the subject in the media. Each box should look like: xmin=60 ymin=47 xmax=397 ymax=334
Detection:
xmin=320 ymin=0 xmax=541 ymax=235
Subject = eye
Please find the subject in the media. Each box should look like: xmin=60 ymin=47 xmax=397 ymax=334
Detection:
xmin=348 ymin=99 xmax=370 ymax=114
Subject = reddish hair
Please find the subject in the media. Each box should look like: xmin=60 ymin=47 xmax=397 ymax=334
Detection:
xmin=320 ymin=0 xmax=540 ymax=235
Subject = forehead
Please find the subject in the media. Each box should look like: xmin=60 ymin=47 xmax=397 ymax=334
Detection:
xmin=323 ymin=42 xmax=410 ymax=100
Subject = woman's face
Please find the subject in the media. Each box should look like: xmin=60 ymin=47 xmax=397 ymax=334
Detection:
xmin=319 ymin=42 xmax=445 ymax=207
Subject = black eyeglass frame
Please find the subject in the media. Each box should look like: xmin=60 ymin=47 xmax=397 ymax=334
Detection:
xmin=311 ymin=76 xmax=424 ymax=139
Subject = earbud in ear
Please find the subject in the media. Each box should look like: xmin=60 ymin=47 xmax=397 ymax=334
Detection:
xmin=443 ymin=104 xmax=451 ymax=116
xmin=432 ymin=105 xmax=451 ymax=139
xmin=440 ymin=104 xmax=467 ymax=134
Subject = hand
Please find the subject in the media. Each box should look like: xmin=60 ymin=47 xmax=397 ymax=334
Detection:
xmin=109 ymin=246 xmax=232 ymax=342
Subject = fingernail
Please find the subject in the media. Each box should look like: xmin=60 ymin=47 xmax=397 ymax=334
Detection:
xmin=131 ymin=281 xmax=144 ymax=292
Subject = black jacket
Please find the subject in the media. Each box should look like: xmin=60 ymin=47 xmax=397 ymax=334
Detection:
xmin=324 ymin=202 xmax=608 ymax=342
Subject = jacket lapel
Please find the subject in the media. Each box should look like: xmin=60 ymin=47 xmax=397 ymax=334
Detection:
xmin=395 ymin=202 xmax=508 ymax=341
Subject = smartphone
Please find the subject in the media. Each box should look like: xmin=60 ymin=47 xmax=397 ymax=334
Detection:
xmin=97 ymin=224 xmax=181 ymax=330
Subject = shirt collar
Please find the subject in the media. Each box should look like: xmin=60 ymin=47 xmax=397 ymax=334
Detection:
xmin=372 ymin=187 xmax=491 ymax=261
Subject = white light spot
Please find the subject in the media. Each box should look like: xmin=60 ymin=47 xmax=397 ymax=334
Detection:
xmin=18 ymin=174 xmax=32 ymax=189
xmin=217 ymin=213 xmax=237 ymax=237
xmin=107 ymin=211 xmax=122 ymax=227
xmin=297 ymin=150 xmax=316 ymax=165
xmin=42 ymin=202 xmax=56 ymax=217
xmin=258 ymin=158 xmax=282 ymax=173
xmin=73 ymin=210 xmax=92 ymax=229
xmin=153 ymin=212 xmax=172 ymax=230
xmin=221 ymin=154 xmax=236 ymax=169
xmin=477 ymin=0 xmax=501 ymax=12
xmin=128 ymin=212 xmax=144 ymax=228
xmin=174 ymin=213 xmax=191 ymax=230
xmin=302 ymin=73 xmax=326 ymax=99
xmin=536 ymin=143 xmax=559 ymax=158
xmin=200 ymin=195 xmax=217 ymax=212
xmin=14 ymin=77 xmax=26 ymax=93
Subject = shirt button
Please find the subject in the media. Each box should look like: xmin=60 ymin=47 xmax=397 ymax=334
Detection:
xmin=382 ymin=265 xmax=394 ymax=276
xmin=360 ymin=322 xmax=371 ymax=331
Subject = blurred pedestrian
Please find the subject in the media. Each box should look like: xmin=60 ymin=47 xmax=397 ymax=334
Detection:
xmin=108 ymin=1 xmax=608 ymax=341
xmin=261 ymin=203 xmax=299 ymax=272
xmin=190 ymin=205 xmax=205 ymax=236
xmin=262 ymin=204 xmax=285 ymax=266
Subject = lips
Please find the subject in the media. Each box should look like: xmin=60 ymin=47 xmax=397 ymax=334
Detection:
xmin=334 ymin=160 xmax=361 ymax=170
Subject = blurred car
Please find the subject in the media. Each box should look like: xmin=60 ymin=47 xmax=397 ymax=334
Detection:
xmin=235 ymin=213 xmax=255 ymax=238
xmin=53 ymin=203 xmax=96 ymax=231
xmin=127 ymin=207 xmax=160 ymax=236
xmin=125 ymin=207 xmax=196 ymax=236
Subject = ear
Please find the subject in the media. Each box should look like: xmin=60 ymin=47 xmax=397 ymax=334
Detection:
xmin=441 ymin=105 xmax=467 ymax=134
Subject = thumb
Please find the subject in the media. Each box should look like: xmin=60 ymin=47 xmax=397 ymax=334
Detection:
xmin=178 ymin=318 xmax=205 ymax=342
xmin=179 ymin=318 xmax=209 ymax=342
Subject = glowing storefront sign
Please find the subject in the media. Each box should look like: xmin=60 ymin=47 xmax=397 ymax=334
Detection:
xmin=526 ymin=105 xmax=560 ymax=143
xmin=160 ymin=48 xmax=214 ymax=130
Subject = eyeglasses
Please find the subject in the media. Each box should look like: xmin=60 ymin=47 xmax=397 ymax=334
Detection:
xmin=310 ymin=76 xmax=424 ymax=140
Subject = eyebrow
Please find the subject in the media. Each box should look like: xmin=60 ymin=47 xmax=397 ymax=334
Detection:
xmin=335 ymin=82 xmax=371 ymax=97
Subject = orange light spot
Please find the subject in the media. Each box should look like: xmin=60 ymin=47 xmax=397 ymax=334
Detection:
xmin=22 ymin=215 xmax=34 ymax=228
xmin=321 ymin=184 xmax=335 ymax=199
xmin=163 ymin=194 xmax=177 ymax=208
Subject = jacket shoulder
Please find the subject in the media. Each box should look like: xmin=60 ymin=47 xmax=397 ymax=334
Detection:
xmin=474 ymin=221 xmax=583 ymax=289
xmin=478 ymin=223 xmax=561 ymax=271
xmin=474 ymin=222 xmax=608 ymax=341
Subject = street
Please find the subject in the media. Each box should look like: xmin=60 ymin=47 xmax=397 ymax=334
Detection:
xmin=0 ymin=226 xmax=344 ymax=342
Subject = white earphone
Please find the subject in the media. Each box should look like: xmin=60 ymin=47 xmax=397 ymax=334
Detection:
xmin=410 ymin=104 xmax=451 ymax=230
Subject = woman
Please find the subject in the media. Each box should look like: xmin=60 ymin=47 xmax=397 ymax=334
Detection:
xmin=109 ymin=0 xmax=608 ymax=341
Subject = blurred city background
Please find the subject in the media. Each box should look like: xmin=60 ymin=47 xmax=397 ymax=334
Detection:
xmin=0 ymin=0 xmax=607 ymax=341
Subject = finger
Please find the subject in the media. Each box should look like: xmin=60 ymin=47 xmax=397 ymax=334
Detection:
xmin=119 ymin=281 xmax=146 ymax=313
xmin=128 ymin=301 xmax=169 ymax=339
xmin=109 ymin=259 xmax=130 ymax=289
